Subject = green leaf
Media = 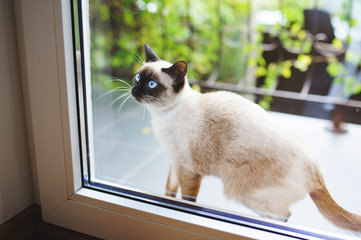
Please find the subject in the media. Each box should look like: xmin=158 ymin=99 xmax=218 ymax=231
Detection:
xmin=284 ymin=39 xmax=293 ymax=50
xmin=256 ymin=24 xmax=266 ymax=32
xmin=298 ymin=30 xmax=306 ymax=40
xmin=291 ymin=22 xmax=302 ymax=36
xmin=332 ymin=39 xmax=343 ymax=50
xmin=191 ymin=84 xmax=201 ymax=93
xmin=283 ymin=60 xmax=293 ymax=68
xmin=326 ymin=59 xmax=345 ymax=77
xmin=354 ymin=83 xmax=361 ymax=95
xmin=294 ymin=55 xmax=312 ymax=72
xmin=298 ymin=55 xmax=312 ymax=66
xmin=281 ymin=60 xmax=292 ymax=79
xmin=268 ymin=62 xmax=278 ymax=72
xmin=335 ymin=76 xmax=343 ymax=84
xmin=274 ymin=22 xmax=282 ymax=30
xmin=256 ymin=66 xmax=267 ymax=77
xmin=259 ymin=100 xmax=269 ymax=110
xmin=258 ymin=56 xmax=266 ymax=66
xmin=281 ymin=67 xmax=292 ymax=79
xmin=257 ymin=33 xmax=264 ymax=43
xmin=345 ymin=76 xmax=356 ymax=95
xmin=350 ymin=18 xmax=357 ymax=28
xmin=302 ymin=40 xmax=312 ymax=54
xmin=247 ymin=57 xmax=257 ymax=67
xmin=244 ymin=43 xmax=253 ymax=54
xmin=258 ymin=95 xmax=273 ymax=110
xmin=264 ymin=63 xmax=278 ymax=88
xmin=259 ymin=100 xmax=270 ymax=110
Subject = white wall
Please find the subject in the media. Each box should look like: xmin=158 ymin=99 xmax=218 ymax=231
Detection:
xmin=0 ymin=0 xmax=34 ymax=224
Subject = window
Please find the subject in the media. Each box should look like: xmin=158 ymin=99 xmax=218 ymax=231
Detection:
xmin=20 ymin=0 xmax=361 ymax=239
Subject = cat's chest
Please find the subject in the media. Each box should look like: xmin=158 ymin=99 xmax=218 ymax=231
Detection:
xmin=152 ymin=112 xmax=184 ymax=138
xmin=151 ymin=109 xmax=191 ymax=148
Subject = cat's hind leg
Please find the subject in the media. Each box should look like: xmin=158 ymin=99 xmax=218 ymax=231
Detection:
xmin=242 ymin=188 xmax=294 ymax=222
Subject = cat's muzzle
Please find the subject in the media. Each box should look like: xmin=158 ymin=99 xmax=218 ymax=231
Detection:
xmin=131 ymin=87 xmax=142 ymax=102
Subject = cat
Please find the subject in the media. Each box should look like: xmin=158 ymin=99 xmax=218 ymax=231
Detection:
xmin=130 ymin=43 xmax=361 ymax=232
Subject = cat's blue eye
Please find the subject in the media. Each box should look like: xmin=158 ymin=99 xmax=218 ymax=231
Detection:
xmin=135 ymin=73 xmax=140 ymax=82
xmin=148 ymin=80 xmax=157 ymax=88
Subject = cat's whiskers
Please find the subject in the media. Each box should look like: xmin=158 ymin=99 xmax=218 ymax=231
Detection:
xmin=141 ymin=103 xmax=149 ymax=122
xmin=139 ymin=103 xmax=144 ymax=122
xmin=114 ymin=94 xmax=133 ymax=116
xmin=136 ymin=102 xmax=147 ymax=124
xmin=132 ymin=52 xmax=143 ymax=67
xmin=97 ymin=87 xmax=131 ymax=101
xmin=110 ymin=77 xmax=132 ymax=88
xmin=102 ymin=77 xmax=132 ymax=87
xmin=143 ymin=95 xmax=159 ymax=104
xmin=94 ymin=76 xmax=134 ymax=116
xmin=108 ymin=93 xmax=131 ymax=112
xmin=142 ymin=104 xmax=148 ymax=122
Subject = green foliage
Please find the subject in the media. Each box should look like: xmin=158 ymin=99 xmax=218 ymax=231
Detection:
xmin=354 ymin=83 xmax=361 ymax=95
xmin=258 ymin=95 xmax=273 ymax=110
xmin=88 ymin=0 xmax=361 ymax=110
xmin=281 ymin=60 xmax=293 ymax=78
xmin=252 ymin=0 xmax=360 ymax=109
xmin=326 ymin=58 xmax=345 ymax=78
xmin=89 ymin=0 xmax=250 ymax=86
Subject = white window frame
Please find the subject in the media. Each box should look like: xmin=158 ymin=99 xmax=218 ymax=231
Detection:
xmin=15 ymin=0 xmax=340 ymax=239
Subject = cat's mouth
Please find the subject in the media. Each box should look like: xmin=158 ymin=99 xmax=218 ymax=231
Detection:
xmin=132 ymin=96 xmax=143 ymax=104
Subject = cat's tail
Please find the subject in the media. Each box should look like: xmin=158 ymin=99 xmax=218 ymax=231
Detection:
xmin=310 ymin=172 xmax=361 ymax=233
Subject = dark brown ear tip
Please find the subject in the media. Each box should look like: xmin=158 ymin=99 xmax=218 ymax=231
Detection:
xmin=176 ymin=61 xmax=187 ymax=72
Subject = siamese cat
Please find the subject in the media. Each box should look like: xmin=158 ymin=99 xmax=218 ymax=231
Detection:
xmin=130 ymin=43 xmax=361 ymax=232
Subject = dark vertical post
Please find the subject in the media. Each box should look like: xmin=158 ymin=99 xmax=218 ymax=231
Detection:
xmin=329 ymin=105 xmax=348 ymax=133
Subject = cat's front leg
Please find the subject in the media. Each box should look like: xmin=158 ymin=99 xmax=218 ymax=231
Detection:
xmin=165 ymin=165 xmax=179 ymax=198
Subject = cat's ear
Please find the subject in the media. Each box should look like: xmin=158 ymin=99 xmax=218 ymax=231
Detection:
xmin=162 ymin=61 xmax=187 ymax=78
xmin=162 ymin=61 xmax=187 ymax=93
xmin=144 ymin=43 xmax=160 ymax=62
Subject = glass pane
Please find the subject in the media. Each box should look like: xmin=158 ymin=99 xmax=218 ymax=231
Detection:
xmin=73 ymin=0 xmax=361 ymax=238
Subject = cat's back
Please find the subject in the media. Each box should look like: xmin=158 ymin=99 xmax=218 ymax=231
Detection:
xmin=193 ymin=90 xmax=309 ymax=162
xmin=196 ymin=91 xmax=270 ymax=129
xmin=199 ymin=91 xmax=266 ymax=113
